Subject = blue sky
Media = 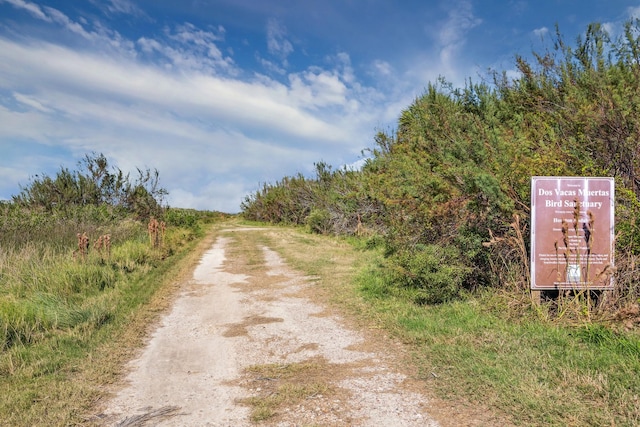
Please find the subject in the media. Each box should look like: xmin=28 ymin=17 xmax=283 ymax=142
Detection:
xmin=1 ymin=0 xmax=639 ymax=213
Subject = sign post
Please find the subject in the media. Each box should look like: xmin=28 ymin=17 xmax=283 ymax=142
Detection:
xmin=531 ymin=177 xmax=614 ymax=290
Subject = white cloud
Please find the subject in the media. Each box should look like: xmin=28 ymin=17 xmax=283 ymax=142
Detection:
xmin=602 ymin=22 xmax=616 ymax=38
xmin=533 ymin=27 xmax=549 ymax=39
xmin=266 ymin=18 xmax=294 ymax=65
xmin=256 ymin=55 xmax=287 ymax=75
xmin=2 ymin=1 xmax=137 ymax=56
xmin=409 ymin=0 xmax=482 ymax=87
xmin=137 ymin=23 xmax=235 ymax=74
xmin=13 ymin=92 xmax=53 ymax=113
xmin=0 ymin=0 xmax=50 ymax=22
xmin=105 ymin=0 xmax=144 ymax=16
xmin=288 ymin=69 xmax=347 ymax=109
xmin=628 ymin=6 xmax=640 ymax=19
xmin=438 ymin=0 xmax=482 ymax=63
xmin=167 ymin=22 xmax=226 ymax=54
xmin=372 ymin=60 xmax=393 ymax=77
xmin=0 ymin=38 xmax=359 ymax=138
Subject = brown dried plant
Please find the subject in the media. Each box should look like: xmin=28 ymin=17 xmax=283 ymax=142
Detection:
xmin=93 ymin=234 xmax=112 ymax=260
xmin=148 ymin=218 xmax=164 ymax=248
xmin=483 ymin=213 xmax=530 ymax=290
xmin=561 ymin=219 xmax=570 ymax=274
xmin=75 ymin=232 xmax=90 ymax=262
xmin=355 ymin=213 xmax=364 ymax=236
xmin=583 ymin=210 xmax=595 ymax=282
xmin=93 ymin=235 xmax=103 ymax=252
xmin=572 ymin=200 xmax=582 ymax=283
xmin=554 ymin=240 xmax=561 ymax=281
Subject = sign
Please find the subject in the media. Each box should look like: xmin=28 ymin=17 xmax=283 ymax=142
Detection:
xmin=530 ymin=177 xmax=614 ymax=290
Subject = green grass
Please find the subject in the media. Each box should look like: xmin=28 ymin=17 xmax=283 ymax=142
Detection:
xmin=0 ymin=212 xmax=212 ymax=426
xmin=356 ymin=262 xmax=640 ymax=426
xmin=252 ymin=224 xmax=640 ymax=427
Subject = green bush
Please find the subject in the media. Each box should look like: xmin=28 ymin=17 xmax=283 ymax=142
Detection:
xmin=12 ymin=152 xmax=167 ymax=219
xmin=383 ymin=244 xmax=471 ymax=304
xmin=241 ymin=20 xmax=640 ymax=309
xmin=164 ymin=208 xmax=198 ymax=228
xmin=306 ymin=209 xmax=331 ymax=234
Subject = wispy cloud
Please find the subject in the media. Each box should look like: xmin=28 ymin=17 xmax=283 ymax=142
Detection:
xmin=266 ymin=18 xmax=294 ymax=66
xmin=438 ymin=0 xmax=482 ymax=68
xmin=138 ymin=23 xmax=236 ymax=74
xmin=104 ymin=0 xmax=144 ymax=16
xmin=1 ymin=0 xmax=50 ymax=21
xmin=13 ymin=92 xmax=53 ymax=113
xmin=628 ymin=6 xmax=640 ymax=19
xmin=372 ymin=60 xmax=393 ymax=77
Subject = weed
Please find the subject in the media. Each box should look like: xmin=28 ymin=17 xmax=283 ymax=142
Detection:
xmin=238 ymin=360 xmax=332 ymax=422
xmin=147 ymin=218 xmax=166 ymax=249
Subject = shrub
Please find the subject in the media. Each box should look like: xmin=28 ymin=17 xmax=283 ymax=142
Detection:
xmin=306 ymin=209 xmax=331 ymax=234
xmin=383 ymin=244 xmax=472 ymax=304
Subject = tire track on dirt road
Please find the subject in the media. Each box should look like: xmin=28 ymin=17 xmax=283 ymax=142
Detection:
xmin=98 ymin=227 xmax=439 ymax=426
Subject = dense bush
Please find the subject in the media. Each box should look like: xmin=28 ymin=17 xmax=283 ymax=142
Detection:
xmin=13 ymin=153 xmax=166 ymax=219
xmin=382 ymin=244 xmax=471 ymax=304
xmin=241 ymin=20 xmax=640 ymax=308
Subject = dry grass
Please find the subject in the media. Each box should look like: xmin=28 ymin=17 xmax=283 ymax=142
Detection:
xmin=238 ymin=358 xmax=334 ymax=422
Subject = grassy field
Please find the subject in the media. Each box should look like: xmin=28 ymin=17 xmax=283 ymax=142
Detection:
xmin=0 ymin=208 xmax=218 ymax=426
xmin=252 ymin=224 xmax=640 ymax=427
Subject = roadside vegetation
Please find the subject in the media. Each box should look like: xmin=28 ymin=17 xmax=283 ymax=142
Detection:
xmin=253 ymin=226 xmax=640 ymax=426
xmin=0 ymin=153 xmax=221 ymax=426
xmin=242 ymin=21 xmax=640 ymax=316
xmin=240 ymin=20 xmax=640 ymax=426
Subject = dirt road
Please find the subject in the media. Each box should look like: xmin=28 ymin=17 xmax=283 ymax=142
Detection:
xmin=99 ymin=227 xmax=440 ymax=426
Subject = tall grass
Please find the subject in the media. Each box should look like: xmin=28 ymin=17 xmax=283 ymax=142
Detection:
xmin=0 ymin=242 xmax=124 ymax=352
xmin=0 ymin=231 xmax=149 ymax=355
xmin=0 ymin=203 xmax=212 ymax=425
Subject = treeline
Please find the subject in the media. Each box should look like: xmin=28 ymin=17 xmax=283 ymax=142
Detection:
xmin=242 ymin=21 xmax=640 ymax=306
xmin=0 ymin=153 xmax=220 ymax=250
xmin=12 ymin=153 xmax=166 ymax=220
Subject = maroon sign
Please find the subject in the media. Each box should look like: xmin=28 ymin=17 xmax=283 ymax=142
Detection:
xmin=531 ymin=177 xmax=614 ymax=290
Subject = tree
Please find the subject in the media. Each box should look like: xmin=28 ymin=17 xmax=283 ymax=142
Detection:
xmin=13 ymin=153 xmax=167 ymax=218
